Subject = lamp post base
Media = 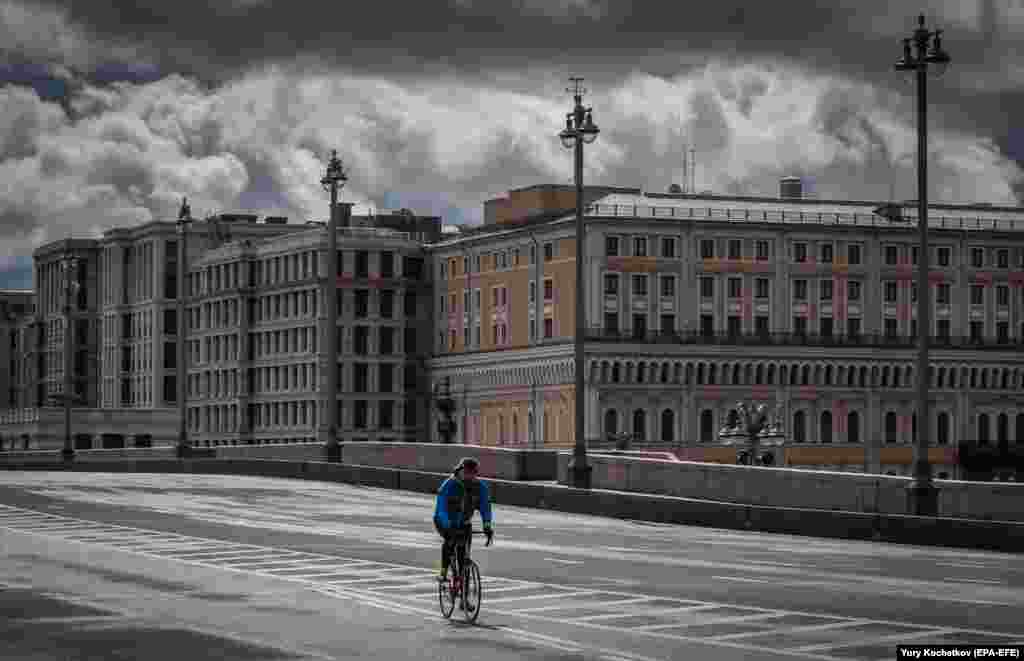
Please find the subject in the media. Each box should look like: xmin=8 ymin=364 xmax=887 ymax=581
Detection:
xmin=906 ymin=480 xmax=940 ymax=517
xmin=61 ymin=447 xmax=74 ymax=463
xmin=175 ymin=437 xmax=191 ymax=459
xmin=567 ymin=453 xmax=592 ymax=490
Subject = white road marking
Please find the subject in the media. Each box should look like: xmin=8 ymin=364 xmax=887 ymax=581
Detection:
xmin=711 ymin=576 xmax=773 ymax=584
xmin=574 ymin=605 xmax=725 ymax=622
xmin=545 ymin=557 xmax=585 ymax=565
xmin=792 ymin=628 xmax=959 ymax=653
xmin=1 ymin=500 xmax=1019 ymax=661
xmin=515 ymin=597 xmax=655 ymax=613
xmin=708 ymin=619 xmax=876 ymax=641
xmin=951 ymin=578 xmax=1006 ymax=586
xmin=633 ymin=611 xmax=788 ymax=630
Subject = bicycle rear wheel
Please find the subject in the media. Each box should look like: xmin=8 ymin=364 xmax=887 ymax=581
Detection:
xmin=461 ymin=560 xmax=481 ymax=623
xmin=438 ymin=568 xmax=456 ymax=618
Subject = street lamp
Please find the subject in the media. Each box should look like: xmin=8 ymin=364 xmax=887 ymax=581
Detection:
xmin=320 ymin=149 xmax=347 ymax=462
xmin=559 ymin=77 xmax=599 ymax=489
xmin=59 ymin=254 xmax=80 ymax=462
xmin=894 ymin=14 xmax=951 ymax=516
xmin=176 ymin=197 xmax=192 ymax=458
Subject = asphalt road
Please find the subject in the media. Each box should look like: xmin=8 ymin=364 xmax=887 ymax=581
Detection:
xmin=0 ymin=471 xmax=1021 ymax=661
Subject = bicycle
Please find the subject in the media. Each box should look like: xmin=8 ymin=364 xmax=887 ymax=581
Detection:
xmin=438 ymin=529 xmax=488 ymax=623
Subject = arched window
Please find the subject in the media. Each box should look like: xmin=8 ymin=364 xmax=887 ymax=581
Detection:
xmin=612 ymin=364 xmax=621 ymax=383
xmin=937 ymin=412 xmax=950 ymax=446
xmin=661 ymin=409 xmax=674 ymax=442
xmin=885 ymin=411 xmax=898 ymax=444
xmin=912 ymin=413 xmax=917 ymax=444
xmin=998 ymin=413 xmax=1009 ymax=444
xmin=498 ymin=415 xmax=505 ymax=446
xmin=820 ymin=411 xmax=832 ymax=444
xmin=847 ymin=411 xmax=860 ymax=444
xmin=978 ymin=413 xmax=990 ymax=445
xmin=792 ymin=410 xmax=806 ymax=443
xmin=1017 ymin=413 xmax=1024 ymax=444
xmin=604 ymin=409 xmax=618 ymax=438
xmin=700 ymin=410 xmax=714 ymax=443
xmin=633 ymin=409 xmax=646 ymax=441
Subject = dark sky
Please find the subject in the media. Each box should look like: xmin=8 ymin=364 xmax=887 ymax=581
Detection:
xmin=1 ymin=0 xmax=1023 ymax=287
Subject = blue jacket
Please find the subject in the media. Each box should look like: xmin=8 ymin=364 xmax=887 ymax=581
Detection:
xmin=434 ymin=476 xmax=493 ymax=529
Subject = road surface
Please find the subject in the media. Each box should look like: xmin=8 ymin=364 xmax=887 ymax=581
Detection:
xmin=0 ymin=471 xmax=1021 ymax=661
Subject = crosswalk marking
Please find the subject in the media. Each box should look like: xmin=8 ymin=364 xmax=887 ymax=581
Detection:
xmin=633 ymin=611 xmax=788 ymax=630
xmin=516 ymin=597 xmax=656 ymax=613
xmin=708 ymin=620 xmax=875 ymax=641
xmin=486 ymin=589 xmax=598 ymax=604
xmin=577 ymin=605 xmax=728 ymax=622
xmin=792 ymin=628 xmax=959 ymax=653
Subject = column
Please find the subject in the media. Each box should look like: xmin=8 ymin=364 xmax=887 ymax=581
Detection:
xmin=585 ymin=384 xmax=600 ymax=440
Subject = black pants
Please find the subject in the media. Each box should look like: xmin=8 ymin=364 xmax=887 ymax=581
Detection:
xmin=435 ymin=520 xmax=471 ymax=573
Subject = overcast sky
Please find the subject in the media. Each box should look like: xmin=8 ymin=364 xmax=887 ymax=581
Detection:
xmin=1 ymin=0 xmax=1023 ymax=288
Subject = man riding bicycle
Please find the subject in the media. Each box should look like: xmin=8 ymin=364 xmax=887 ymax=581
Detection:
xmin=434 ymin=457 xmax=493 ymax=582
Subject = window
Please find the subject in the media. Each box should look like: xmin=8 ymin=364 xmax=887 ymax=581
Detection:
xmin=937 ymin=319 xmax=950 ymax=340
xmin=728 ymin=277 xmax=742 ymax=298
xmin=820 ymin=411 xmax=832 ymax=444
xmin=660 ymin=276 xmax=675 ymax=298
xmin=727 ymin=316 xmax=741 ymax=337
xmin=379 ymin=327 xmax=395 ymax=355
xmin=379 ymin=289 xmax=394 ymax=318
xmin=661 ymin=410 xmax=675 ymax=442
xmin=354 ymin=326 xmax=369 ymax=355
xmin=544 ymin=279 xmax=553 ymax=301
xmin=529 ymin=282 xmax=536 ymax=303
xmin=543 ymin=318 xmax=554 ymax=338
xmin=885 ymin=246 xmax=899 ymax=265
xmin=604 ymin=312 xmax=619 ymax=333
xmin=700 ymin=277 xmax=714 ymax=298
xmin=632 ymin=314 xmax=647 ymax=338
xmin=700 ymin=314 xmax=714 ymax=337
xmin=884 ymin=281 xmax=897 ymax=303
xmin=820 ymin=280 xmax=833 ymax=302
xmin=997 ymin=321 xmax=1009 ymax=343
xmin=755 ymin=278 xmax=769 ymax=299
xmin=700 ymin=239 xmax=715 ymax=259
xmin=755 ymin=315 xmax=769 ymax=336
xmin=355 ymin=251 xmax=369 ymax=278
xmin=661 ymin=237 xmax=676 ymax=258
xmin=793 ymin=316 xmax=807 ymax=336
xmin=793 ymin=279 xmax=808 ymax=301
xmin=632 ymin=275 xmax=648 ymax=297
xmin=847 ymin=317 xmax=861 ymax=337
xmin=938 ymin=247 xmax=951 ymax=266
xmin=355 ymin=290 xmax=369 ymax=318
xmin=604 ymin=274 xmax=619 ymax=295
xmin=911 ymin=283 xmax=918 ymax=303
xmin=605 ymin=236 xmax=619 ymax=257
xmin=529 ymin=245 xmax=536 ymax=264
xmin=970 ymin=321 xmax=984 ymax=342
xmin=936 ymin=283 xmax=950 ymax=304
xmin=163 ymin=309 xmax=178 ymax=335
xmin=998 ymin=249 xmax=1009 ymax=268
xmin=378 ymin=401 xmax=394 ymax=430
xmin=728 ymin=239 xmax=742 ymax=260
xmin=911 ymin=246 xmax=919 ymax=265
xmin=756 ymin=240 xmax=769 ymax=261
xmin=380 ymin=252 xmax=394 ymax=278
xmin=997 ymin=285 xmax=1009 ymax=307
xmin=794 ymin=242 xmax=807 ymax=263
xmin=633 ymin=237 xmax=647 ymax=257
xmin=543 ymin=243 xmax=554 ymax=261
xmin=354 ymin=400 xmax=368 ymax=429
xmin=970 ymin=285 xmax=984 ymax=305
xmin=354 ymin=363 xmax=368 ymax=393
xmin=403 ymin=326 xmax=416 ymax=354
xmin=848 ymin=280 xmax=861 ymax=301
xmin=971 ymin=248 xmax=984 ymax=268
xmin=884 ymin=318 xmax=898 ymax=338
xmin=403 ymin=292 xmax=416 ymax=317
xmin=820 ymin=243 xmax=833 ymax=263
xmin=847 ymin=244 xmax=862 ymax=265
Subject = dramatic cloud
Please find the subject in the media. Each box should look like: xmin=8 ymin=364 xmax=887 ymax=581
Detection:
xmin=0 ymin=0 xmax=1023 ymax=282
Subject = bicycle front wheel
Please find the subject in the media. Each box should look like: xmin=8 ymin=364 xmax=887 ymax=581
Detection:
xmin=461 ymin=560 xmax=482 ymax=624
xmin=438 ymin=572 xmax=456 ymax=619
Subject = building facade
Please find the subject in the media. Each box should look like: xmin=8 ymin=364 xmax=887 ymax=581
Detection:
xmin=428 ymin=183 xmax=1024 ymax=475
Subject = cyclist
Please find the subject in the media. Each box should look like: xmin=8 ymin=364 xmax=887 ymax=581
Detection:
xmin=434 ymin=457 xmax=493 ymax=583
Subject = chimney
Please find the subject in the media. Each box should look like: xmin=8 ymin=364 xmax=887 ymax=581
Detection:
xmin=780 ymin=176 xmax=802 ymax=199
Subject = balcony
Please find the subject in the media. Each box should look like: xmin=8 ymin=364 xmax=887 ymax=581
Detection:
xmin=583 ymin=327 xmax=1024 ymax=351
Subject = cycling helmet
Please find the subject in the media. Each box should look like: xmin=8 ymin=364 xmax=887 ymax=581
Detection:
xmin=453 ymin=457 xmax=479 ymax=473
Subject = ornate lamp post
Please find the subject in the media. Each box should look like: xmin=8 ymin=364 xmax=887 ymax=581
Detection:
xmin=320 ymin=150 xmax=347 ymax=462
xmin=895 ymin=14 xmax=951 ymax=516
xmin=175 ymin=198 xmax=192 ymax=458
xmin=59 ymin=254 xmax=80 ymax=462
xmin=721 ymin=401 xmax=784 ymax=466
xmin=559 ymin=76 xmax=599 ymax=489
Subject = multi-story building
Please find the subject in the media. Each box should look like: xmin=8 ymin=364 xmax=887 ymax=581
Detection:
xmin=0 ymin=290 xmax=33 ymax=413
xmin=428 ymin=182 xmax=1024 ymax=475
xmin=183 ymin=223 xmax=432 ymax=447
xmin=0 ymin=213 xmax=435 ymax=450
